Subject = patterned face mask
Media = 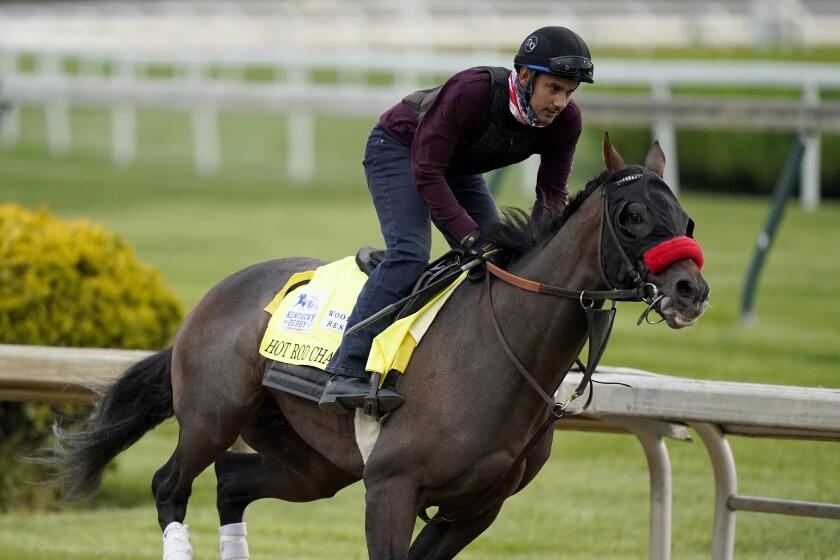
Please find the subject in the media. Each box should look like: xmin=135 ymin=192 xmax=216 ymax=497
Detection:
xmin=507 ymin=70 xmax=547 ymax=128
xmin=600 ymin=167 xmax=703 ymax=289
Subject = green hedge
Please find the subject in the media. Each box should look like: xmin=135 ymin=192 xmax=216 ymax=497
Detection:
xmin=0 ymin=204 xmax=183 ymax=510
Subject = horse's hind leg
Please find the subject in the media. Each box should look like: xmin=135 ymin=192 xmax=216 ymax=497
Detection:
xmin=153 ymin=422 xmax=245 ymax=528
xmin=216 ymin=399 xmax=359 ymax=524
xmin=214 ymin=451 xmax=356 ymax=560
xmin=152 ymin=349 xmax=265 ymax=558
xmin=213 ymin=403 xmax=358 ymax=559
xmin=214 ymin=447 xmax=357 ymax=524
xmin=152 ymin=416 xmax=255 ymax=559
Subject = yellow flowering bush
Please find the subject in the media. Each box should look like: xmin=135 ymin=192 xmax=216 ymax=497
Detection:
xmin=0 ymin=204 xmax=183 ymax=510
xmin=0 ymin=204 xmax=182 ymax=348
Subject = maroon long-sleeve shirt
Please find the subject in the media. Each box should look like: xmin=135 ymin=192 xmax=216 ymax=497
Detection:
xmin=379 ymin=67 xmax=582 ymax=242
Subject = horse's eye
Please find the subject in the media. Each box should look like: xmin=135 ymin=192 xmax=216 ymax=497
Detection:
xmin=617 ymin=202 xmax=654 ymax=240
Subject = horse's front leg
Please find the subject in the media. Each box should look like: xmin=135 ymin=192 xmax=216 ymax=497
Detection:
xmin=407 ymin=503 xmax=503 ymax=560
xmin=364 ymin=475 xmax=421 ymax=560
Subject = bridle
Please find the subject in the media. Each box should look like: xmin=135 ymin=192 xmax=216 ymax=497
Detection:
xmin=419 ymin=179 xmax=672 ymax=526
xmin=485 ymin=185 xmax=663 ymax=413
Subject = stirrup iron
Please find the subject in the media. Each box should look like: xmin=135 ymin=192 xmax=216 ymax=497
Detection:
xmin=364 ymin=372 xmax=382 ymax=416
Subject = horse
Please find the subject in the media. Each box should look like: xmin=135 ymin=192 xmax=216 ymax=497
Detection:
xmin=48 ymin=134 xmax=709 ymax=559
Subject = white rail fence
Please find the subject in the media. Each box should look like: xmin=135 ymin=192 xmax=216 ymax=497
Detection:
xmin=2 ymin=0 xmax=839 ymax=50
xmin=1 ymin=49 xmax=839 ymax=207
xmin=1 ymin=343 xmax=839 ymax=560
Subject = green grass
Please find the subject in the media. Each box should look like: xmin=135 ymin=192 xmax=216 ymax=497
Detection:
xmin=1 ymin=107 xmax=839 ymax=558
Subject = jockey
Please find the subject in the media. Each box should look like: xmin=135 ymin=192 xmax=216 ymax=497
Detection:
xmin=319 ymin=26 xmax=595 ymax=414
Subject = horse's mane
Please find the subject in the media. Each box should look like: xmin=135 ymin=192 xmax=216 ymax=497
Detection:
xmin=483 ymin=170 xmax=608 ymax=262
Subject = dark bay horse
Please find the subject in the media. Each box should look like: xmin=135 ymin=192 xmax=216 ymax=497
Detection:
xmin=49 ymin=135 xmax=709 ymax=559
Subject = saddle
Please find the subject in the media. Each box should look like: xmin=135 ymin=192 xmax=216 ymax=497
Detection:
xmin=262 ymin=247 xmax=467 ymax=409
xmin=355 ymin=247 xmax=471 ymax=319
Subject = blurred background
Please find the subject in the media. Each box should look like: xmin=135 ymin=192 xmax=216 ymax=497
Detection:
xmin=0 ymin=1 xmax=838 ymax=559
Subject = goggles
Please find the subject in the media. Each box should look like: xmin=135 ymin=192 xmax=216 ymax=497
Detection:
xmin=523 ymin=56 xmax=594 ymax=83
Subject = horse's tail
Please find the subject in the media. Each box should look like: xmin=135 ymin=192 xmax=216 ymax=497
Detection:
xmin=47 ymin=347 xmax=175 ymax=499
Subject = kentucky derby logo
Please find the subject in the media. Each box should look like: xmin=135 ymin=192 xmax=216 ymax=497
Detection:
xmin=524 ymin=36 xmax=538 ymax=52
xmin=281 ymin=290 xmax=324 ymax=332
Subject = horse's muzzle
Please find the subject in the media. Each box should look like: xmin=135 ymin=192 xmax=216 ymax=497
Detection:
xmin=649 ymin=260 xmax=710 ymax=329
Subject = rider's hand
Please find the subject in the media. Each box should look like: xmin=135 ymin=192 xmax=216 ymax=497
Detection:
xmin=460 ymin=231 xmax=503 ymax=262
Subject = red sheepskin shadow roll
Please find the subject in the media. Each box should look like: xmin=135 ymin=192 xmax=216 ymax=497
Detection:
xmin=643 ymin=237 xmax=704 ymax=274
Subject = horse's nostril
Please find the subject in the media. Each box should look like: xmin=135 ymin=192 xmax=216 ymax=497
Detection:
xmin=675 ymin=279 xmax=696 ymax=301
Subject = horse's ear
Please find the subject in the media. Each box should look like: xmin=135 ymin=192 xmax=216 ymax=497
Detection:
xmin=644 ymin=141 xmax=667 ymax=178
xmin=602 ymin=132 xmax=626 ymax=174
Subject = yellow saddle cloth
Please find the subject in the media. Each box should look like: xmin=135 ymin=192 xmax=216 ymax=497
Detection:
xmin=259 ymin=256 xmax=465 ymax=382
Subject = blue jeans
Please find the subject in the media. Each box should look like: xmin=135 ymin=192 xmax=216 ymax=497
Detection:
xmin=325 ymin=125 xmax=498 ymax=377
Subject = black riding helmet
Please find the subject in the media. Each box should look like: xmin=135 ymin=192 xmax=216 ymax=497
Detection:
xmin=514 ymin=26 xmax=594 ymax=84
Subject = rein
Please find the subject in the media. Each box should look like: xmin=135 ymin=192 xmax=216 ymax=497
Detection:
xmin=480 ymin=184 xmax=663 ymax=414
xmin=485 ymin=261 xmax=647 ymax=302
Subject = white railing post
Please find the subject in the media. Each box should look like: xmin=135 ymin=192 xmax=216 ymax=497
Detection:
xmin=521 ymin=154 xmax=540 ymax=198
xmin=40 ymin=53 xmax=72 ymax=156
xmin=112 ymin=57 xmax=138 ymax=168
xmin=800 ymin=82 xmax=821 ymax=211
xmin=187 ymin=62 xmax=221 ymax=176
xmin=220 ymin=63 xmax=244 ymax=83
xmin=287 ymin=64 xmax=314 ymax=185
xmin=632 ymin=431 xmax=673 ymax=560
xmin=690 ymin=422 xmax=737 ymax=560
xmin=337 ymin=48 xmax=360 ymax=86
xmin=652 ymin=80 xmax=680 ymax=195
xmin=396 ymin=57 xmax=420 ymax=93
xmin=0 ymin=49 xmax=20 ymax=149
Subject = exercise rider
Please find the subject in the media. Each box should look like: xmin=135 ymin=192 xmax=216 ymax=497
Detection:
xmin=318 ymin=26 xmax=595 ymax=414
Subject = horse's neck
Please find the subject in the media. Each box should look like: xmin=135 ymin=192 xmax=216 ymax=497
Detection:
xmin=497 ymin=198 xmax=604 ymax=395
